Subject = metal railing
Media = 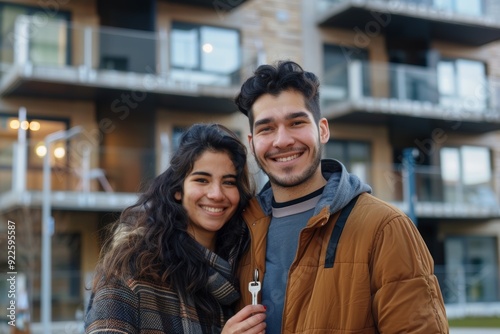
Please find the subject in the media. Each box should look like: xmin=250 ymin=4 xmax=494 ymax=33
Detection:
xmin=2 ymin=138 xmax=498 ymax=210
xmin=0 ymin=138 xmax=159 ymax=195
xmin=0 ymin=15 xmax=262 ymax=91
xmin=321 ymin=60 xmax=500 ymax=120
xmin=435 ymin=264 xmax=500 ymax=318
xmin=0 ymin=266 xmax=498 ymax=323
xmin=317 ymin=0 xmax=500 ymax=21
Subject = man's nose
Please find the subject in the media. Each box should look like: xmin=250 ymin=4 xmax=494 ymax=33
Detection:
xmin=273 ymin=126 xmax=294 ymax=148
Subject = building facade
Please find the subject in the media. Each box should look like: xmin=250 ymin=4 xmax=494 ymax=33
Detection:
xmin=0 ymin=0 xmax=499 ymax=326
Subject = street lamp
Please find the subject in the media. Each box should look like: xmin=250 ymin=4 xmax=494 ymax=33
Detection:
xmin=41 ymin=126 xmax=83 ymax=333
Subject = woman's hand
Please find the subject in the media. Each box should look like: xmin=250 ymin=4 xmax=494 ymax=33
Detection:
xmin=221 ymin=304 xmax=266 ymax=334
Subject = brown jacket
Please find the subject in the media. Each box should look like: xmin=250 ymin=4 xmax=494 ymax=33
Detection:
xmin=237 ymin=192 xmax=448 ymax=333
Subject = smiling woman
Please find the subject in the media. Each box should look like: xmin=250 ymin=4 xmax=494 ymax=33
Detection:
xmin=85 ymin=123 xmax=267 ymax=334
xmin=175 ymin=150 xmax=241 ymax=251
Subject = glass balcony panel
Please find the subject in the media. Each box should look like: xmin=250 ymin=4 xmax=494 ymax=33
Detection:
xmin=6 ymin=139 xmax=155 ymax=194
xmin=1 ymin=17 xmax=257 ymax=99
xmin=322 ymin=60 xmax=500 ymax=122
xmin=318 ymin=0 xmax=488 ymax=18
xmin=98 ymin=26 xmax=156 ymax=73
xmin=0 ymin=141 xmax=14 ymax=192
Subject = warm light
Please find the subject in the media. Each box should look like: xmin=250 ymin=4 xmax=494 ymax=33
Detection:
xmin=9 ymin=119 xmax=20 ymax=130
xmin=202 ymin=43 xmax=213 ymax=53
xmin=54 ymin=147 xmax=66 ymax=159
xmin=35 ymin=144 xmax=47 ymax=157
xmin=29 ymin=121 xmax=41 ymax=131
xmin=20 ymin=121 xmax=29 ymax=130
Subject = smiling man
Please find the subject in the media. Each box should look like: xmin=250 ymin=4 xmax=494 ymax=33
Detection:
xmin=235 ymin=61 xmax=448 ymax=333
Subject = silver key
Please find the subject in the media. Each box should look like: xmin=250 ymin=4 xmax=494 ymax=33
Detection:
xmin=248 ymin=281 xmax=261 ymax=305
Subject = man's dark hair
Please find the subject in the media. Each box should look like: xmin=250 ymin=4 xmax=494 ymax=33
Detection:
xmin=235 ymin=60 xmax=321 ymax=131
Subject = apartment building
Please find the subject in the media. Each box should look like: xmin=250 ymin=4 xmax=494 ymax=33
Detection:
xmin=0 ymin=0 xmax=499 ymax=325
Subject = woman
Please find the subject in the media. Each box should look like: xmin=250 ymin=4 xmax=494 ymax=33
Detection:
xmin=85 ymin=123 xmax=266 ymax=334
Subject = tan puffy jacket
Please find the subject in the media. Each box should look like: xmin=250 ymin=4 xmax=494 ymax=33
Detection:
xmin=237 ymin=192 xmax=449 ymax=333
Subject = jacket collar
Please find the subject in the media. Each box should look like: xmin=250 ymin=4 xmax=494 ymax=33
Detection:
xmin=256 ymin=159 xmax=372 ymax=216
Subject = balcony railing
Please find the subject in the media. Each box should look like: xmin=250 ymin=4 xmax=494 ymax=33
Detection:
xmin=0 ymin=135 xmax=160 ymax=211
xmin=0 ymin=15 xmax=262 ymax=100
xmin=317 ymin=0 xmax=499 ymax=22
xmin=316 ymin=0 xmax=500 ymax=46
xmin=321 ymin=61 xmax=500 ymax=124
xmin=0 ymin=265 xmax=498 ymax=324
xmin=2 ymin=133 xmax=499 ymax=216
xmin=435 ymin=264 xmax=500 ymax=319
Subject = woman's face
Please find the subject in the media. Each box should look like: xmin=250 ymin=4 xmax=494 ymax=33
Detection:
xmin=175 ymin=150 xmax=240 ymax=250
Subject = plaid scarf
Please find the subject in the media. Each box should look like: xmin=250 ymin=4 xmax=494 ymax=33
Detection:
xmin=180 ymin=247 xmax=241 ymax=333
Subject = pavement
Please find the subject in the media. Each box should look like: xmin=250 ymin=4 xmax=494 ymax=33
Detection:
xmin=450 ymin=328 xmax=500 ymax=333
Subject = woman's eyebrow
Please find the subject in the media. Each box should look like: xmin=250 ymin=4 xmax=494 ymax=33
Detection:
xmin=190 ymin=171 xmax=237 ymax=179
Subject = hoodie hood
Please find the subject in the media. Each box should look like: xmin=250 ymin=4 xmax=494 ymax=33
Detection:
xmin=256 ymin=159 xmax=372 ymax=216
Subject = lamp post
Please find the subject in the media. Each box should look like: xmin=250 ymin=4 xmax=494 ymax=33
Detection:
xmin=41 ymin=126 xmax=83 ymax=333
xmin=402 ymin=148 xmax=418 ymax=226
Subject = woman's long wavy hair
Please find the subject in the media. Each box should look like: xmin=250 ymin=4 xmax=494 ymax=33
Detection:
xmin=92 ymin=123 xmax=254 ymax=320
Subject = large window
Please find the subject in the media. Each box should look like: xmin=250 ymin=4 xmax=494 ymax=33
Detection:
xmin=325 ymin=140 xmax=371 ymax=184
xmin=0 ymin=3 xmax=71 ymax=66
xmin=323 ymin=44 xmax=370 ymax=102
xmin=440 ymin=146 xmax=496 ymax=205
xmin=437 ymin=58 xmax=487 ymax=112
xmin=444 ymin=236 xmax=497 ymax=303
xmin=433 ymin=0 xmax=484 ymax=16
xmin=170 ymin=22 xmax=241 ymax=85
xmin=0 ymin=114 xmax=70 ymax=192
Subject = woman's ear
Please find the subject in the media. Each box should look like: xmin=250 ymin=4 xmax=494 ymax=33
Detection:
xmin=174 ymin=192 xmax=182 ymax=201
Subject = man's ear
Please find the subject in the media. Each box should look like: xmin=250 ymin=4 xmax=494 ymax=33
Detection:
xmin=174 ymin=192 xmax=182 ymax=201
xmin=248 ymin=133 xmax=255 ymax=155
xmin=318 ymin=118 xmax=330 ymax=144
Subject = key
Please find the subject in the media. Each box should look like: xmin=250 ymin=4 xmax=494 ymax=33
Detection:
xmin=248 ymin=281 xmax=261 ymax=305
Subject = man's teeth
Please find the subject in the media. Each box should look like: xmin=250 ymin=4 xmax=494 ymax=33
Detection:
xmin=203 ymin=206 xmax=224 ymax=213
xmin=276 ymin=154 xmax=300 ymax=162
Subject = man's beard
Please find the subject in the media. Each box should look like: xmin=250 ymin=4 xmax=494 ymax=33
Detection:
xmin=254 ymin=142 xmax=323 ymax=188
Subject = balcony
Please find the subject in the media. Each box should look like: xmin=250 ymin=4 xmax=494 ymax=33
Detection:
xmin=0 ymin=16 xmax=260 ymax=113
xmin=164 ymin=0 xmax=250 ymax=11
xmin=321 ymin=61 xmax=500 ymax=134
xmin=0 ymin=133 xmax=162 ymax=211
xmin=317 ymin=0 xmax=500 ymax=46
xmin=372 ymin=162 xmax=500 ymax=219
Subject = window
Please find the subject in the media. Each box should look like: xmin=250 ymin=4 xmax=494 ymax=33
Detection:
xmin=325 ymin=140 xmax=371 ymax=184
xmin=0 ymin=114 xmax=70 ymax=192
xmin=0 ymin=3 xmax=70 ymax=66
xmin=433 ymin=0 xmax=483 ymax=16
xmin=440 ymin=146 xmax=496 ymax=205
xmin=444 ymin=236 xmax=497 ymax=303
xmin=437 ymin=58 xmax=487 ymax=112
xmin=323 ymin=44 xmax=370 ymax=102
xmin=170 ymin=22 xmax=241 ymax=85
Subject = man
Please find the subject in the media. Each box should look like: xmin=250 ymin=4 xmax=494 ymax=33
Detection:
xmin=234 ymin=60 xmax=448 ymax=333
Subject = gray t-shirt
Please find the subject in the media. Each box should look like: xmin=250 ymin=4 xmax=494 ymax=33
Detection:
xmin=261 ymin=188 xmax=323 ymax=334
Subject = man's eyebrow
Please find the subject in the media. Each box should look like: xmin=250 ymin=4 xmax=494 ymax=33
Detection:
xmin=286 ymin=111 xmax=310 ymax=120
xmin=254 ymin=117 xmax=274 ymax=128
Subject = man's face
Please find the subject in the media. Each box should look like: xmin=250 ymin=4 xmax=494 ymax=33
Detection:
xmin=248 ymin=90 xmax=329 ymax=189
